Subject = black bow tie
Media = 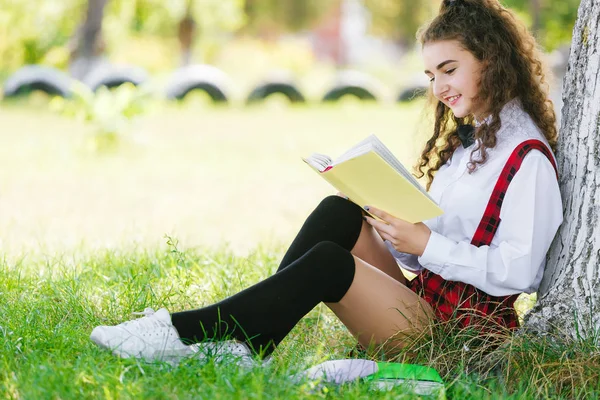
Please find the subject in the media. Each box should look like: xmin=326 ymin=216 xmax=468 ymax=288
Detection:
xmin=457 ymin=124 xmax=475 ymax=148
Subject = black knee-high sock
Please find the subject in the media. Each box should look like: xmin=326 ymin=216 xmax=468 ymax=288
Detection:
xmin=277 ymin=195 xmax=364 ymax=272
xmin=171 ymin=241 xmax=355 ymax=357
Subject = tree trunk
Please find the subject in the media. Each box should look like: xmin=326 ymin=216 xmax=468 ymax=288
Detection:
xmin=524 ymin=0 xmax=600 ymax=338
xmin=178 ymin=1 xmax=197 ymax=67
xmin=69 ymin=0 xmax=108 ymax=80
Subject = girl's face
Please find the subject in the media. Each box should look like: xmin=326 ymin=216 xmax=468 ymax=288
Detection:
xmin=422 ymin=40 xmax=487 ymax=119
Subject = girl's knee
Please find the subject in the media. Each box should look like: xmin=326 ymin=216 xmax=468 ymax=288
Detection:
xmin=306 ymin=241 xmax=355 ymax=273
xmin=319 ymin=194 xmax=349 ymax=208
xmin=316 ymin=195 xmax=363 ymax=217
xmin=306 ymin=241 xmax=356 ymax=301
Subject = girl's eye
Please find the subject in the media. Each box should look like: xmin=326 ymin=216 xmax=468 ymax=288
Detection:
xmin=428 ymin=68 xmax=455 ymax=82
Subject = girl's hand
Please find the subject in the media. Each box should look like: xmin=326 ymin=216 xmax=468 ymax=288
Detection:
xmin=363 ymin=206 xmax=431 ymax=256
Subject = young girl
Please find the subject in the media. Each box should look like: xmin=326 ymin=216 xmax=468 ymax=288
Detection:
xmin=91 ymin=0 xmax=563 ymax=362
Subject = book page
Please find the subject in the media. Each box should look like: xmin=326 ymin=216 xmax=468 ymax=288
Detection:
xmin=332 ymin=135 xmax=436 ymax=203
xmin=367 ymin=136 xmax=434 ymax=200
xmin=303 ymin=153 xmax=332 ymax=172
xmin=333 ymin=136 xmax=380 ymax=164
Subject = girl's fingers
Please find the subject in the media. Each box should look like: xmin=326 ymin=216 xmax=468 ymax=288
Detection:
xmin=365 ymin=206 xmax=410 ymax=228
xmin=363 ymin=206 xmax=394 ymax=224
xmin=365 ymin=216 xmax=394 ymax=237
xmin=377 ymin=231 xmax=395 ymax=244
xmin=365 ymin=216 xmax=396 ymax=243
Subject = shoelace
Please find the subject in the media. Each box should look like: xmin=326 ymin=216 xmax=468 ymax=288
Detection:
xmin=131 ymin=307 xmax=156 ymax=317
xmin=121 ymin=308 xmax=168 ymax=330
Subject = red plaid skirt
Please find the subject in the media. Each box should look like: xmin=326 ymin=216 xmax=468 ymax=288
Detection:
xmin=409 ymin=270 xmax=520 ymax=331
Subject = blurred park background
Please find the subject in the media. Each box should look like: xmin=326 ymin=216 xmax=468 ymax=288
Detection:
xmin=0 ymin=0 xmax=580 ymax=257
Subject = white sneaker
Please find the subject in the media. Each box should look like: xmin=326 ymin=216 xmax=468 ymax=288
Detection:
xmin=91 ymin=308 xmax=270 ymax=367
xmin=192 ymin=340 xmax=257 ymax=366
xmin=90 ymin=308 xmax=196 ymax=363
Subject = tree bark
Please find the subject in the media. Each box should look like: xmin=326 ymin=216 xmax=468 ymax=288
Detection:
xmin=524 ymin=0 xmax=600 ymax=338
xmin=69 ymin=0 xmax=108 ymax=80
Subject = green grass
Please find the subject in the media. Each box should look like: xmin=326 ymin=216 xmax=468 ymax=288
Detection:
xmin=3 ymin=245 xmax=599 ymax=399
xmin=1 ymin=99 xmax=599 ymax=399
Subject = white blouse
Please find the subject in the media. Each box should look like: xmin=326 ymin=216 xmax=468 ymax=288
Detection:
xmin=388 ymin=98 xmax=563 ymax=297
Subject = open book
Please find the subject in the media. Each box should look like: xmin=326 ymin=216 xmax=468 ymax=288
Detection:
xmin=303 ymin=135 xmax=443 ymax=223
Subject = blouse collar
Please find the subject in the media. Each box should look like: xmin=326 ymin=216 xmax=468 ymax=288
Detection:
xmin=474 ymin=97 xmax=521 ymax=127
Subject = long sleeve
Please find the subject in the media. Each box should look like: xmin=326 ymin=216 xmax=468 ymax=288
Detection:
xmin=417 ymin=152 xmax=562 ymax=297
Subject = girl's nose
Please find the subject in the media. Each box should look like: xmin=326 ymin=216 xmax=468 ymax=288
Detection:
xmin=433 ymin=78 xmax=448 ymax=100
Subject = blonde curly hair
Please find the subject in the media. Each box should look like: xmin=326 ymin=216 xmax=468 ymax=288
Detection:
xmin=415 ymin=0 xmax=558 ymax=190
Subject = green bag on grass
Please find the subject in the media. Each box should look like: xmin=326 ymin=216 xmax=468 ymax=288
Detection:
xmin=300 ymin=359 xmax=445 ymax=398
xmin=365 ymin=362 xmax=445 ymax=397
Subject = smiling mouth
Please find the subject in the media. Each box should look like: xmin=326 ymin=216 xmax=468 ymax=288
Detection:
xmin=446 ymin=94 xmax=461 ymax=105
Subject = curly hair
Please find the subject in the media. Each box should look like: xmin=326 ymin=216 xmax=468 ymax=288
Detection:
xmin=414 ymin=0 xmax=558 ymax=190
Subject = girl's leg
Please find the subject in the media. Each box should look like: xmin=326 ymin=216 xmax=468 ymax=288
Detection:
xmin=171 ymin=241 xmax=431 ymax=357
xmin=327 ymin=258 xmax=433 ymax=352
xmin=277 ymin=195 xmax=363 ymax=271
xmin=351 ymin=218 xmax=407 ymax=284
xmin=172 ymin=241 xmax=356 ymax=356
xmin=278 ymin=195 xmax=405 ymax=283
xmin=92 ymin=197 xmax=426 ymax=360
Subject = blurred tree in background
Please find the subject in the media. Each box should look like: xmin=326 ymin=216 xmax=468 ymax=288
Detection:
xmin=0 ymin=0 xmax=581 ymax=77
xmin=363 ymin=0 xmax=437 ymax=47
xmin=103 ymin=0 xmax=246 ymax=65
xmin=70 ymin=0 xmax=108 ymax=79
xmin=111 ymin=0 xmax=245 ymax=38
xmin=243 ymin=0 xmax=336 ymax=35
xmin=502 ymin=0 xmax=580 ymax=49
xmin=0 ymin=0 xmax=246 ymax=74
xmin=0 ymin=0 xmax=85 ymax=71
xmin=362 ymin=0 xmax=577 ymax=49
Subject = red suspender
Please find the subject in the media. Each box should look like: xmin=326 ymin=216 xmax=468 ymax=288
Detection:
xmin=471 ymin=139 xmax=559 ymax=247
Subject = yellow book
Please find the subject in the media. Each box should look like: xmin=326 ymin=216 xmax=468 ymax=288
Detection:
xmin=303 ymin=135 xmax=443 ymax=223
